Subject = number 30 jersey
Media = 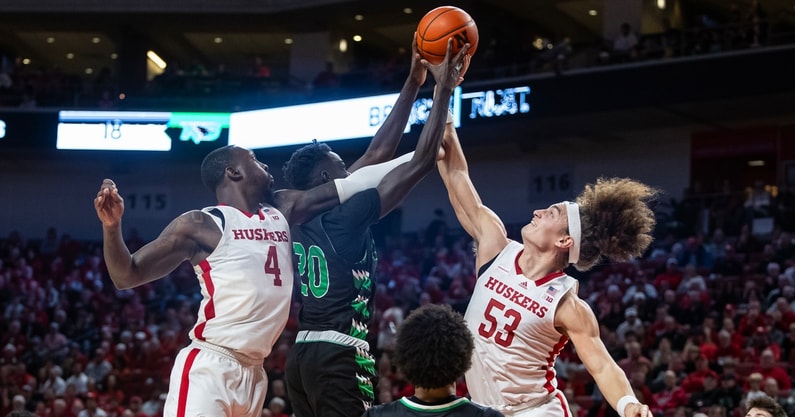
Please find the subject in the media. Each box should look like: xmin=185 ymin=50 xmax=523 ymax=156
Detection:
xmin=290 ymin=189 xmax=380 ymax=339
xmin=189 ymin=205 xmax=293 ymax=361
xmin=464 ymin=240 xmax=578 ymax=413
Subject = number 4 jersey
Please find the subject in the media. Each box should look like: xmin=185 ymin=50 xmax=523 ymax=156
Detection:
xmin=189 ymin=205 xmax=293 ymax=361
xmin=464 ymin=240 xmax=578 ymax=413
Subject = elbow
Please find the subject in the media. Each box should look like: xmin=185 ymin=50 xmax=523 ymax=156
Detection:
xmin=109 ymin=273 xmax=137 ymax=290
xmin=111 ymin=279 xmax=132 ymax=291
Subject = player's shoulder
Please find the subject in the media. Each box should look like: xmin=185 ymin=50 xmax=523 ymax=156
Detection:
xmin=362 ymin=401 xmax=404 ymax=417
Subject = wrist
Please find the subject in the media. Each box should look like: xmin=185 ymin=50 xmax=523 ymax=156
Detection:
xmin=616 ymin=395 xmax=639 ymax=417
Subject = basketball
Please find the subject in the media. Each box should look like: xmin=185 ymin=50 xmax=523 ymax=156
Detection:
xmin=416 ymin=6 xmax=478 ymax=65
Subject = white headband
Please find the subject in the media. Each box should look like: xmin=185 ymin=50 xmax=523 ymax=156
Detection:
xmin=564 ymin=201 xmax=581 ymax=264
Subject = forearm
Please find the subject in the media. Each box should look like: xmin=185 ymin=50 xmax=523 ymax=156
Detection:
xmin=592 ymin=362 xmax=639 ymax=416
xmin=376 ymin=76 xmax=423 ymax=148
xmin=102 ymin=224 xmax=136 ymax=289
xmin=411 ymin=84 xmax=453 ymax=169
xmin=334 ymin=152 xmax=414 ymax=203
xmin=355 ymin=76 xmax=423 ymax=167
xmin=437 ymin=124 xmax=486 ymax=240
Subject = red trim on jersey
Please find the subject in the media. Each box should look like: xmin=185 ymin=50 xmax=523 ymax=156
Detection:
xmin=514 ymin=249 xmax=524 ymax=274
xmin=554 ymin=391 xmax=571 ymax=417
xmin=177 ymin=348 xmax=201 ymax=417
xmin=257 ymin=208 xmax=265 ymax=220
xmin=193 ymin=260 xmax=217 ymax=340
xmin=543 ymin=335 xmax=569 ymax=393
xmin=217 ymin=203 xmax=257 ymax=218
xmin=535 ymin=271 xmax=566 ymax=286
xmin=514 ymin=250 xmax=566 ymax=286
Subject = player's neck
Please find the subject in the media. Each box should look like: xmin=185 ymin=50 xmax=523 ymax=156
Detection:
xmin=217 ymin=189 xmax=260 ymax=214
xmin=413 ymin=385 xmax=456 ymax=403
xmin=518 ymin=246 xmax=562 ymax=281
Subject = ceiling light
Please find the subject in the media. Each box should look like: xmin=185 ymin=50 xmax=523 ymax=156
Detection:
xmin=66 ymin=53 xmax=74 ymax=59
xmin=657 ymin=0 xmax=665 ymax=9
xmin=213 ymin=37 xmax=223 ymax=44
xmin=748 ymin=160 xmax=765 ymax=167
xmin=353 ymin=35 xmax=362 ymax=42
xmin=91 ymin=37 xmax=101 ymax=44
xmin=118 ymin=93 xmax=126 ymax=100
xmin=110 ymin=53 xmax=118 ymax=59
xmin=284 ymin=38 xmax=294 ymax=45
xmin=85 ymin=68 xmax=94 ymax=75
xmin=46 ymin=37 xmax=55 ymax=44
xmin=403 ymin=8 xmax=413 ymax=14
xmin=588 ymin=9 xmax=598 ymax=16
xmin=339 ymin=38 xmax=348 ymax=53
xmin=146 ymin=50 xmax=167 ymax=70
xmin=354 ymin=14 xmax=364 ymax=21
xmin=22 ymin=58 xmax=30 ymax=65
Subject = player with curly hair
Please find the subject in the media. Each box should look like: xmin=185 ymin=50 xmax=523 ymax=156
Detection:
xmin=436 ymin=122 xmax=657 ymax=417
xmin=744 ymin=395 xmax=787 ymax=417
xmin=363 ymin=304 xmax=504 ymax=417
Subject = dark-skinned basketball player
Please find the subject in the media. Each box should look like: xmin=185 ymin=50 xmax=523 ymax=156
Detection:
xmin=282 ymin=37 xmax=470 ymax=417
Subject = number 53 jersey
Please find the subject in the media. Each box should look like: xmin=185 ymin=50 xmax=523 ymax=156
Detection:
xmin=190 ymin=205 xmax=293 ymax=361
xmin=464 ymin=240 xmax=578 ymax=412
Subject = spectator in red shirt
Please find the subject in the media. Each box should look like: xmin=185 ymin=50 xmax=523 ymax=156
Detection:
xmin=618 ymin=340 xmax=653 ymax=378
xmin=742 ymin=326 xmax=782 ymax=363
xmin=681 ymin=354 xmax=719 ymax=394
xmin=767 ymin=296 xmax=795 ymax=331
xmin=738 ymin=300 xmax=767 ymax=340
xmin=714 ymin=328 xmax=742 ymax=364
xmin=753 ymin=348 xmax=791 ymax=391
xmin=652 ymin=370 xmax=688 ymax=415
xmin=720 ymin=315 xmax=744 ymax=348
xmin=654 ymin=258 xmax=683 ymax=292
xmin=124 ymin=396 xmax=146 ymax=417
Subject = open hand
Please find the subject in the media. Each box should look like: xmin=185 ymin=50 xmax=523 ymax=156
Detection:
xmin=409 ymin=33 xmax=428 ymax=87
xmin=421 ymin=38 xmax=471 ymax=92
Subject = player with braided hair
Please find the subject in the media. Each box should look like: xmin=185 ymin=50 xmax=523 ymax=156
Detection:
xmin=437 ymin=121 xmax=656 ymax=417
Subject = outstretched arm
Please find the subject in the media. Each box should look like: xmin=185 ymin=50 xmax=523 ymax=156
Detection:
xmin=348 ymin=35 xmax=427 ymax=172
xmin=556 ymin=293 xmax=652 ymax=417
xmin=374 ymin=39 xmax=469 ymax=218
xmin=278 ymin=39 xmax=468 ymax=226
xmin=437 ymin=122 xmax=509 ymax=270
xmin=94 ymin=179 xmax=217 ymax=289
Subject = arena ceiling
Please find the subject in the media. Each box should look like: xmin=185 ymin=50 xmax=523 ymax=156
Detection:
xmin=0 ymin=0 xmax=793 ymax=81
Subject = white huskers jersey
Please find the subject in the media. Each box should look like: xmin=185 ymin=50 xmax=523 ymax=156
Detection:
xmin=464 ymin=240 xmax=578 ymax=414
xmin=190 ymin=205 xmax=293 ymax=361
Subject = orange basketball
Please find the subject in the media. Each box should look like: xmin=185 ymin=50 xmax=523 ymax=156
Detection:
xmin=416 ymin=6 xmax=478 ymax=65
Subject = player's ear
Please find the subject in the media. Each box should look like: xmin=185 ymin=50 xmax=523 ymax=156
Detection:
xmin=320 ymin=170 xmax=331 ymax=183
xmin=556 ymin=235 xmax=574 ymax=250
xmin=226 ymin=166 xmax=243 ymax=181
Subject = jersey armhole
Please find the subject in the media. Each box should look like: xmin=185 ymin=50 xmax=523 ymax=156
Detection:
xmin=207 ymin=208 xmax=226 ymax=230
xmin=477 ymin=255 xmax=498 ymax=277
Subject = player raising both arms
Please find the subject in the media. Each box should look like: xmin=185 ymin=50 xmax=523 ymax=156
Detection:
xmin=436 ymin=121 xmax=656 ymax=417
xmin=283 ymin=37 xmax=470 ymax=417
